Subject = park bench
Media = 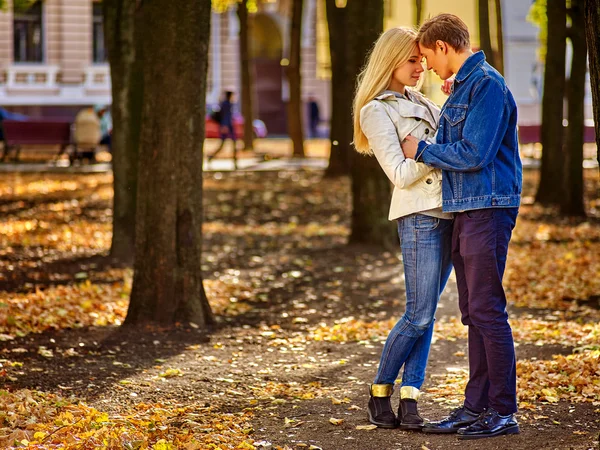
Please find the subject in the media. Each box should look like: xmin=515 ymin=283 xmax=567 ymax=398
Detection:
xmin=518 ymin=124 xmax=596 ymax=145
xmin=1 ymin=119 xmax=73 ymax=162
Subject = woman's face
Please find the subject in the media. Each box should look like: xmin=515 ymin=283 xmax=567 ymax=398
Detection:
xmin=389 ymin=45 xmax=425 ymax=92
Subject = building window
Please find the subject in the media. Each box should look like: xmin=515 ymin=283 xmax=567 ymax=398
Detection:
xmin=13 ymin=1 xmax=44 ymax=63
xmin=93 ymin=3 xmax=107 ymax=63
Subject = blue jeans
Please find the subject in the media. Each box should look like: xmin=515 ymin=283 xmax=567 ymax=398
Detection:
xmin=374 ymin=213 xmax=453 ymax=388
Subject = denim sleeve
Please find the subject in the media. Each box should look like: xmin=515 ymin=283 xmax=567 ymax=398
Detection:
xmin=416 ymin=78 xmax=508 ymax=172
xmin=360 ymin=102 xmax=434 ymax=189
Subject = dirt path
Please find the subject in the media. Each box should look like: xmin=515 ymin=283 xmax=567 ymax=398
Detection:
xmin=1 ymin=170 xmax=599 ymax=450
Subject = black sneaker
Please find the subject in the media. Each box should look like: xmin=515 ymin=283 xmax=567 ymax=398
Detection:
xmin=457 ymin=408 xmax=519 ymax=440
xmin=422 ymin=405 xmax=481 ymax=434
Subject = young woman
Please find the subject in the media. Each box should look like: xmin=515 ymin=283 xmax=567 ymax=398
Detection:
xmin=353 ymin=27 xmax=453 ymax=430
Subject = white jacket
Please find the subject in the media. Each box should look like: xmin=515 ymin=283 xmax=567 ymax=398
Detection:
xmin=360 ymin=90 xmax=447 ymax=221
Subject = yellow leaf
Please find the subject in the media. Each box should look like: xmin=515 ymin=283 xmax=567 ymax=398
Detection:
xmin=329 ymin=417 xmax=343 ymax=425
xmin=237 ymin=442 xmax=256 ymax=449
xmin=159 ymin=368 xmax=183 ymax=378
xmin=33 ymin=431 xmax=46 ymax=441
xmin=355 ymin=424 xmax=377 ymax=430
xmin=152 ymin=439 xmax=175 ymax=450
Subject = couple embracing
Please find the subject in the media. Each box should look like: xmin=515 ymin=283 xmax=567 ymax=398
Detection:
xmin=354 ymin=14 xmax=522 ymax=440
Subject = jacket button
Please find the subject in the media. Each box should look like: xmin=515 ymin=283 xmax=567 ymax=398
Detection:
xmin=426 ymin=178 xmax=433 ymax=184
xmin=425 ymin=128 xmax=430 ymax=134
xmin=415 ymin=117 xmax=422 ymax=121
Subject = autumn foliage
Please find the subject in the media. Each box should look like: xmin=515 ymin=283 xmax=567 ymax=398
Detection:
xmin=0 ymin=170 xmax=599 ymax=449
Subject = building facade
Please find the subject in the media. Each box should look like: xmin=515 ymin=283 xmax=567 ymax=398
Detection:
xmin=0 ymin=0 xmax=110 ymax=117
xmin=0 ymin=0 xmax=593 ymax=131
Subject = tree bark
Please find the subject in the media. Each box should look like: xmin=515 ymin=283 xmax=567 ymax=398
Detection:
xmin=346 ymin=0 xmax=393 ymax=248
xmin=561 ymin=0 xmax=587 ymax=216
xmin=478 ymin=0 xmax=494 ymax=64
xmin=536 ymin=0 xmax=567 ymax=205
xmin=584 ymin=0 xmax=600 ymax=170
xmin=125 ymin=0 xmax=214 ymax=328
xmin=103 ymin=0 xmax=142 ymax=264
xmin=493 ymin=0 xmax=505 ymax=75
xmin=238 ymin=0 xmax=255 ymax=150
xmin=323 ymin=0 xmax=351 ymax=177
xmin=287 ymin=0 xmax=305 ymax=157
xmin=415 ymin=0 xmax=423 ymax=26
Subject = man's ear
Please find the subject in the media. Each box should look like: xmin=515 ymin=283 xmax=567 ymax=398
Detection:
xmin=435 ymin=40 xmax=447 ymax=54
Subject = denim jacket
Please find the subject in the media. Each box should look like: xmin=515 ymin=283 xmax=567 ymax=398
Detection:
xmin=415 ymin=51 xmax=522 ymax=212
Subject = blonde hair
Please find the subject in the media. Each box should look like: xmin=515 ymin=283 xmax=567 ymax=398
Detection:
xmin=353 ymin=27 xmax=419 ymax=154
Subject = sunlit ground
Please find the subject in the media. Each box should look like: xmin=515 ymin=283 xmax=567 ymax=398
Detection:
xmin=0 ymin=167 xmax=598 ymax=449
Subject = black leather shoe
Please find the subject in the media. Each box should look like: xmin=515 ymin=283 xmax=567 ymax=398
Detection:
xmin=457 ymin=408 xmax=519 ymax=440
xmin=367 ymin=384 xmax=398 ymax=429
xmin=398 ymin=399 xmax=424 ymax=430
xmin=422 ymin=405 xmax=481 ymax=434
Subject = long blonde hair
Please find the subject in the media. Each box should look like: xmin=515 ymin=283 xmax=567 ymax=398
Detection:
xmin=353 ymin=27 xmax=419 ymax=154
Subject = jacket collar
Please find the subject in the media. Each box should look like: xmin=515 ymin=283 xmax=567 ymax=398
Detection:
xmin=374 ymin=90 xmax=405 ymax=101
xmin=454 ymin=50 xmax=486 ymax=83
xmin=374 ymin=89 xmax=439 ymax=127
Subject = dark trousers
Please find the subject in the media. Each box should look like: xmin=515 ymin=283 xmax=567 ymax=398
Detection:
xmin=452 ymin=208 xmax=519 ymax=415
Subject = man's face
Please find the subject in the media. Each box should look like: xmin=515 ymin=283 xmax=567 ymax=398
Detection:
xmin=419 ymin=43 xmax=452 ymax=80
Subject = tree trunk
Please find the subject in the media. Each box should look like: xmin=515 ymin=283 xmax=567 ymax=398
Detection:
xmin=238 ymin=0 xmax=255 ymax=151
xmin=323 ymin=0 xmax=351 ymax=177
xmin=103 ymin=0 xmax=142 ymax=264
xmin=561 ymin=0 xmax=587 ymax=216
xmin=125 ymin=0 xmax=214 ymax=328
xmin=415 ymin=0 xmax=423 ymax=26
xmin=584 ymin=0 xmax=600 ymax=170
xmin=347 ymin=0 xmax=393 ymax=248
xmin=536 ymin=0 xmax=567 ymax=205
xmin=287 ymin=0 xmax=305 ymax=157
xmin=493 ymin=0 xmax=505 ymax=75
xmin=478 ymin=0 xmax=494 ymax=64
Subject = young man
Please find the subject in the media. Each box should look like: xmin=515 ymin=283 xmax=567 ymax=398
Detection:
xmin=401 ymin=14 xmax=523 ymax=440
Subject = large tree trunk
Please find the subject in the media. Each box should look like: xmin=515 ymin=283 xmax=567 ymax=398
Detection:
xmin=287 ymin=0 xmax=305 ymax=157
xmin=125 ymin=0 xmax=214 ymax=327
xmin=493 ymin=0 xmax=505 ymax=75
xmin=536 ymin=0 xmax=567 ymax=205
xmin=415 ymin=0 xmax=423 ymax=25
xmin=238 ymin=0 xmax=255 ymax=151
xmin=347 ymin=0 xmax=393 ymax=248
xmin=323 ymin=0 xmax=351 ymax=177
xmin=478 ymin=0 xmax=494 ymax=64
xmin=103 ymin=0 xmax=142 ymax=264
xmin=584 ymin=0 xmax=600 ymax=170
xmin=561 ymin=0 xmax=587 ymax=216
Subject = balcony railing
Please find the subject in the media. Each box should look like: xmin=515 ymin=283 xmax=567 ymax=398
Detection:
xmin=5 ymin=64 xmax=60 ymax=90
xmin=84 ymin=65 xmax=111 ymax=92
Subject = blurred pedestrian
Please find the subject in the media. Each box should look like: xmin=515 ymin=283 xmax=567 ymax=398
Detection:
xmin=208 ymin=91 xmax=238 ymax=169
xmin=95 ymin=105 xmax=112 ymax=152
xmin=74 ymin=106 xmax=101 ymax=163
xmin=307 ymin=95 xmax=320 ymax=138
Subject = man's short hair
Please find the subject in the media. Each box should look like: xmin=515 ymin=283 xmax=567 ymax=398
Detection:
xmin=417 ymin=14 xmax=471 ymax=51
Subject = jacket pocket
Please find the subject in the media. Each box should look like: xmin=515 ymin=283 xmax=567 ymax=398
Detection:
xmin=443 ymin=105 xmax=467 ymax=126
xmin=443 ymin=105 xmax=467 ymax=143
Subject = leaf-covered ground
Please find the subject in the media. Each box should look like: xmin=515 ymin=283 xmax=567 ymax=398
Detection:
xmin=0 ymin=168 xmax=599 ymax=450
